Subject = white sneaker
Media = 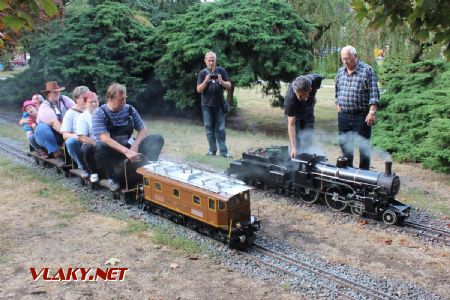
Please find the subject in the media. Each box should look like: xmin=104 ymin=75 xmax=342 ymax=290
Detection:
xmin=108 ymin=179 xmax=120 ymax=192
xmin=90 ymin=173 xmax=99 ymax=183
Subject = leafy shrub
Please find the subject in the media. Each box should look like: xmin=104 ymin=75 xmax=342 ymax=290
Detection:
xmin=374 ymin=59 xmax=450 ymax=173
xmin=0 ymin=2 xmax=155 ymax=105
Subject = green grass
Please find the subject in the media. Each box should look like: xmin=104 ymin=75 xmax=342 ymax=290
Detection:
xmin=0 ymin=157 xmax=88 ymax=211
xmin=147 ymin=117 xmax=286 ymax=166
xmin=233 ymin=79 xmax=338 ymax=135
xmin=108 ymin=211 xmax=129 ymax=221
xmin=400 ymin=187 xmax=450 ymax=217
xmin=118 ymin=219 xmax=150 ymax=235
xmin=0 ymin=123 xmax=26 ymax=143
xmin=152 ymin=225 xmax=210 ymax=255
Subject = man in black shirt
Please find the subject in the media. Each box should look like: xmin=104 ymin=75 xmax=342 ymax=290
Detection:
xmin=284 ymin=74 xmax=323 ymax=158
xmin=197 ymin=51 xmax=232 ymax=158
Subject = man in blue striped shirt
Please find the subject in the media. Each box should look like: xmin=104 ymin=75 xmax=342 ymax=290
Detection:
xmin=92 ymin=83 xmax=164 ymax=191
xmin=335 ymin=45 xmax=380 ymax=170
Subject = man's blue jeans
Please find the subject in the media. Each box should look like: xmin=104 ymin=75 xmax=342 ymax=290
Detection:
xmin=34 ymin=123 xmax=64 ymax=154
xmin=65 ymin=137 xmax=86 ymax=170
xmin=202 ymin=105 xmax=228 ymax=156
xmin=338 ymin=111 xmax=372 ymax=170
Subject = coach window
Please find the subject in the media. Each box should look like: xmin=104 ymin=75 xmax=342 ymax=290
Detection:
xmin=208 ymin=198 xmax=216 ymax=210
xmin=144 ymin=177 xmax=150 ymax=186
xmin=173 ymin=188 xmax=180 ymax=198
xmin=193 ymin=195 xmax=201 ymax=206
xmin=155 ymin=182 xmax=162 ymax=191
xmin=218 ymin=200 xmax=226 ymax=211
xmin=243 ymin=191 xmax=249 ymax=204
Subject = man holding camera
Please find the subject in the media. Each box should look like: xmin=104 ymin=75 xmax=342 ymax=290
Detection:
xmin=197 ymin=51 xmax=232 ymax=158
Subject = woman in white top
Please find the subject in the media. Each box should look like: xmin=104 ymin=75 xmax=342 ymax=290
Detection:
xmin=61 ymin=86 xmax=89 ymax=178
xmin=77 ymin=91 xmax=99 ymax=182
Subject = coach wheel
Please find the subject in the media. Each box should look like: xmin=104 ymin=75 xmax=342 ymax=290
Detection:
xmin=325 ymin=185 xmax=348 ymax=211
xmin=299 ymin=188 xmax=320 ymax=204
xmin=350 ymin=203 xmax=365 ymax=216
xmin=382 ymin=210 xmax=398 ymax=225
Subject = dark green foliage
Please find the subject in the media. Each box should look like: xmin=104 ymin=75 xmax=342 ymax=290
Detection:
xmin=149 ymin=0 xmax=314 ymax=109
xmin=374 ymin=59 xmax=450 ymax=173
xmin=0 ymin=2 xmax=154 ymax=105
xmin=352 ymin=0 xmax=450 ymax=60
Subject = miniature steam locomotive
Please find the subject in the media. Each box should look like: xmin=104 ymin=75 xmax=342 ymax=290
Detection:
xmin=228 ymin=146 xmax=411 ymax=225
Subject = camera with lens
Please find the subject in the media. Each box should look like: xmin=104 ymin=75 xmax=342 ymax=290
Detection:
xmin=209 ymin=74 xmax=218 ymax=80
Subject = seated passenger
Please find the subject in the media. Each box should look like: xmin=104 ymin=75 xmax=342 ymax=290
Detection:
xmin=92 ymin=83 xmax=164 ymax=191
xmin=19 ymin=100 xmax=41 ymax=153
xmin=77 ymin=91 xmax=99 ymax=183
xmin=32 ymin=94 xmax=44 ymax=108
xmin=61 ymin=86 xmax=90 ymax=178
xmin=34 ymin=81 xmax=75 ymax=158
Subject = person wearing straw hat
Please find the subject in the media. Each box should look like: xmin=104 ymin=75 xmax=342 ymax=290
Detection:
xmin=34 ymin=81 xmax=75 ymax=158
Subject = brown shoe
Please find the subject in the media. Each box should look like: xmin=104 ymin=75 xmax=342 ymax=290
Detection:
xmin=36 ymin=149 xmax=49 ymax=159
xmin=51 ymin=150 xmax=63 ymax=158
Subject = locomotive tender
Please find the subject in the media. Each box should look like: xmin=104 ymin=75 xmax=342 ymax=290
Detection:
xmin=228 ymin=146 xmax=411 ymax=225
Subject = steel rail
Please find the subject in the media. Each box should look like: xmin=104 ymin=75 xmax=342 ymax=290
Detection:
xmin=403 ymin=221 xmax=450 ymax=244
xmin=238 ymin=247 xmax=356 ymax=300
xmin=253 ymin=243 xmax=402 ymax=300
xmin=0 ymin=139 xmax=35 ymax=163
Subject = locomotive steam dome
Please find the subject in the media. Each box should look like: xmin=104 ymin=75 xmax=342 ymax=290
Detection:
xmin=336 ymin=156 xmax=348 ymax=168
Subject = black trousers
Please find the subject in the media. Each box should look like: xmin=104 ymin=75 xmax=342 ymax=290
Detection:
xmin=338 ymin=111 xmax=372 ymax=170
xmin=95 ymin=134 xmax=164 ymax=181
xmin=81 ymin=143 xmax=98 ymax=174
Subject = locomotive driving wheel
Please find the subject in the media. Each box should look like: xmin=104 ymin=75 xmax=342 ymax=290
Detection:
xmin=382 ymin=209 xmax=398 ymax=225
xmin=325 ymin=185 xmax=348 ymax=211
xmin=298 ymin=188 xmax=320 ymax=204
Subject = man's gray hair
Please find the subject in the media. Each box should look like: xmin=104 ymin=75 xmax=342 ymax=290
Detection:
xmin=292 ymin=76 xmax=312 ymax=93
xmin=205 ymin=51 xmax=216 ymax=59
xmin=72 ymin=86 xmax=90 ymax=100
xmin=342 ymin=45 xmax=357 ymax=56
xmin=106 ymin=83 xmax=126 ymax=100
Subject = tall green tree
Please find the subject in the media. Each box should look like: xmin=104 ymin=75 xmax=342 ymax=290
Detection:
xmin=150 ymin=0 xmax=314 ymax=109
xmin=0 ymin=0 xmax=61 ymax=48
xmin=373 ymin=59 xmax=450 ymax=173
xmin=0 ymin=1 xmax=154 ymax=104
xmin=352 ymin=0 xmax=450 ymax=61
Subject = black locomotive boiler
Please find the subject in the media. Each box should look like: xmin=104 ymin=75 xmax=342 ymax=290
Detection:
xmin=228 ymin=146 xmax=411 ymax=225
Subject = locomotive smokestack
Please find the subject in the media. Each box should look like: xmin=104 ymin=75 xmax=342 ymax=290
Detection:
xmin=336 ymin=156 xmax=348 ymax=168
xmin=385 ymin=161 xmax=392 ymax=176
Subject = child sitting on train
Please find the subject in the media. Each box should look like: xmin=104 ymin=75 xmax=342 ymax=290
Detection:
xmin=19 ymin=100 xmax=42 ymax=154
xmin=77 ymin=91 xmax=99 ymax=183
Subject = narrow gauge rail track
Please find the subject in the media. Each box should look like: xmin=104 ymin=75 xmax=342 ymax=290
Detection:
xmin=244 ymin=243 xmax=401 ymax=300
xmin=0 ymin=139 xmax=35 ymax=164
xmin=403 ymin=221 xmax=450 ymax=245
